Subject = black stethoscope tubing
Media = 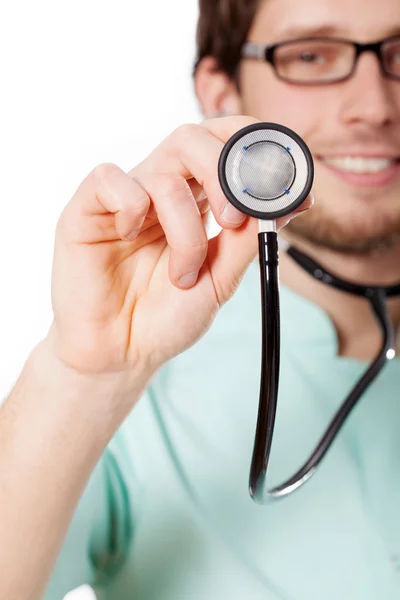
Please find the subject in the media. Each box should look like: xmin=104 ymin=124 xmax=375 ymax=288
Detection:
xmin=250 ymin=240 xmax=398 ymax=503
xmin=216 ymin=120 xmax=399 ymax=503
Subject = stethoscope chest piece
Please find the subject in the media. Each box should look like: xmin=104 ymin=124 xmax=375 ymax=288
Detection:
xmin=218 ymin=122 xmax=314 ymax=221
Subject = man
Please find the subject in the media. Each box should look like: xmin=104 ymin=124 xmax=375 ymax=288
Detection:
xmin=1 ymin=0 xmax=400 ymax=598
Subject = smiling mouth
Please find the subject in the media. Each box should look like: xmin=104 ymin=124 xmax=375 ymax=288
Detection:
xmin=318 ymin=156 xmax=400 ymax=174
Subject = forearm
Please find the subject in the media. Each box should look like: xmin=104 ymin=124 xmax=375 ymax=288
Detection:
xmin=0 ymin=337 xmax=150 ymax=600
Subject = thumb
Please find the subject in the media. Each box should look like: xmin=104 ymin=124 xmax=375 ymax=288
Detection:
xmin=207 ymin=216 xmax=259 ymax=305
xmin=207 ymin=193 xmax=313 ymax=305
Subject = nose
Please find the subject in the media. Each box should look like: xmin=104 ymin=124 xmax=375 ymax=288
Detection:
xmin=340 ymin=51 xmax=400 ymax=128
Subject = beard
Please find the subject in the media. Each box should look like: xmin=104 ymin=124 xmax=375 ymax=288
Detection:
xmin=284 ymin=197 xmax=400 ymax=255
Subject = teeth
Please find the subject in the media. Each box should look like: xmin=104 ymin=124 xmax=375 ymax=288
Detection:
xmin=322 ymin=156 xmax=395 ymax=173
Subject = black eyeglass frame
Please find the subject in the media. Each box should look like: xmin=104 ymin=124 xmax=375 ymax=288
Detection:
xmin=241 ymin=35 xmax=400 ymax=85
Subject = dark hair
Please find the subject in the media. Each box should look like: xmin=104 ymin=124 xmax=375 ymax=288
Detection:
xmin=192 ymin=0 xmax=261 ymax=89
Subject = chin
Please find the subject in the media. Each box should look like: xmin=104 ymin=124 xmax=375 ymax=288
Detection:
xmin=284 ymin=201 xmax=400 ymax=255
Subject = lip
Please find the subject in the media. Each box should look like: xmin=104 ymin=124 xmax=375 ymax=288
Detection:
xmin=317 ymin=150 xmax=400 ymax=158
xmin=316 ymin=155 xmax=400 ymax=188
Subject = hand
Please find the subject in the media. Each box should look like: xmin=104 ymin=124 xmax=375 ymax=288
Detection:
xmin=47 ymin=116 xmax=312 ymax=383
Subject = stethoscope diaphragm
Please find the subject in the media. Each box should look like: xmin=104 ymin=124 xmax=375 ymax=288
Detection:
xmin=218 ymin=122 xmax=314 ymax=220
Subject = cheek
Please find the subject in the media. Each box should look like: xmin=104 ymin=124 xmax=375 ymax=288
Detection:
xmin=256 ymin=90 xmax=322 ymax=138
xmin=241 ymin=66 xmax=324 ymax=138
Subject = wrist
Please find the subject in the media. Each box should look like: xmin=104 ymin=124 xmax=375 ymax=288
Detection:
xmin=29 ymin=334 xmax=155 ymax=434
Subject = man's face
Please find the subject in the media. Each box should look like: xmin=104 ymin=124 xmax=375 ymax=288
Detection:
xmin=238 ymin=0 xmax=400 ymax=253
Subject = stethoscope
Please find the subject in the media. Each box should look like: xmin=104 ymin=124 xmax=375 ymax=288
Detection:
xmin=218 ymin=122 xmax=399 ymax=504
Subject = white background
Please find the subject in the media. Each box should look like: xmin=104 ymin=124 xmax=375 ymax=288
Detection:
xmin=0 ymin=1 xmax=203 ymax=598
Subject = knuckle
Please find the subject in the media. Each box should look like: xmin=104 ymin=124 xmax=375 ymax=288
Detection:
xmin=89 ymin=162 xmax=120 ymax=186
xmin=172 ymin=238 xmax=208 ymax=253
xmin=135 ymin=193 xmax=151 ymax=215
xmin=172 ymin=123 xmax=199 ymax=145
xmin=131 ymin=178 xmax=151 ymax=210
xmin=155 ymin=173 xmax=191 ymax=200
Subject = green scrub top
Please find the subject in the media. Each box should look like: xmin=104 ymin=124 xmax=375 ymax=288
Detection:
xmin=43 ymin=256 xmax=400 ymax=600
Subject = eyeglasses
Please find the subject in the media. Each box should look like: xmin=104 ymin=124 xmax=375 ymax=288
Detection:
xmin=241 ymin=35 xmax=400 ymax=85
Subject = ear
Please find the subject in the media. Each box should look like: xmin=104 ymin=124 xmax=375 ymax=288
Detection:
xmin=194 ymin=56 xmax=243 ymax=118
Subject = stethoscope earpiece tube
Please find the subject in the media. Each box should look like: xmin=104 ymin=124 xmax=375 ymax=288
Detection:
xmin=253 ymin=249 xmax=397 ymax=503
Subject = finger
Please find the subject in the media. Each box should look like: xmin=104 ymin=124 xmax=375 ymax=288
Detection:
xmin=276 ymin=192 xmax=314 ymax=229
xmin=62 ymin=163 xmax=151 ymax=243
xmin=145 ymin=176 xmax=208 ymax=220
xmin=207 ymin=217 xmax=258 ymax=306
xmin=200 ymin=114 xmax=260 ymax=140
xmin=162 ymin=124 xmax=247 ymax=227
xmin=207 ymin=191 xmax=314 ymax=306
xmin=128 ymin=118 xmax=261 ymax=229
xmin=133 ymin=172 xmax=209 ymax=288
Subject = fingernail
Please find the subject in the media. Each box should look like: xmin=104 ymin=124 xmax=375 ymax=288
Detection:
xmin=290 ymin=204 xmax=312 ymax=221
xmin=295 ymin=207 xmax=310 ymax=215
xmin=221 ymin=201 xmax=246 ymax=224
xmin=178 ymin=271 xmax=198 ymax=288
xmin=282 ymin=207 xmax=309 ymax=229
xmin=197 ymin=189 xmax=208 ymax=201
xmin=124 ymin=213 xmax=147 ymax=241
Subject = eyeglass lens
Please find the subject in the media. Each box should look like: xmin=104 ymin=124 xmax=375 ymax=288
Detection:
xmin=274 ymin=38 xmax=400 ymax=83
